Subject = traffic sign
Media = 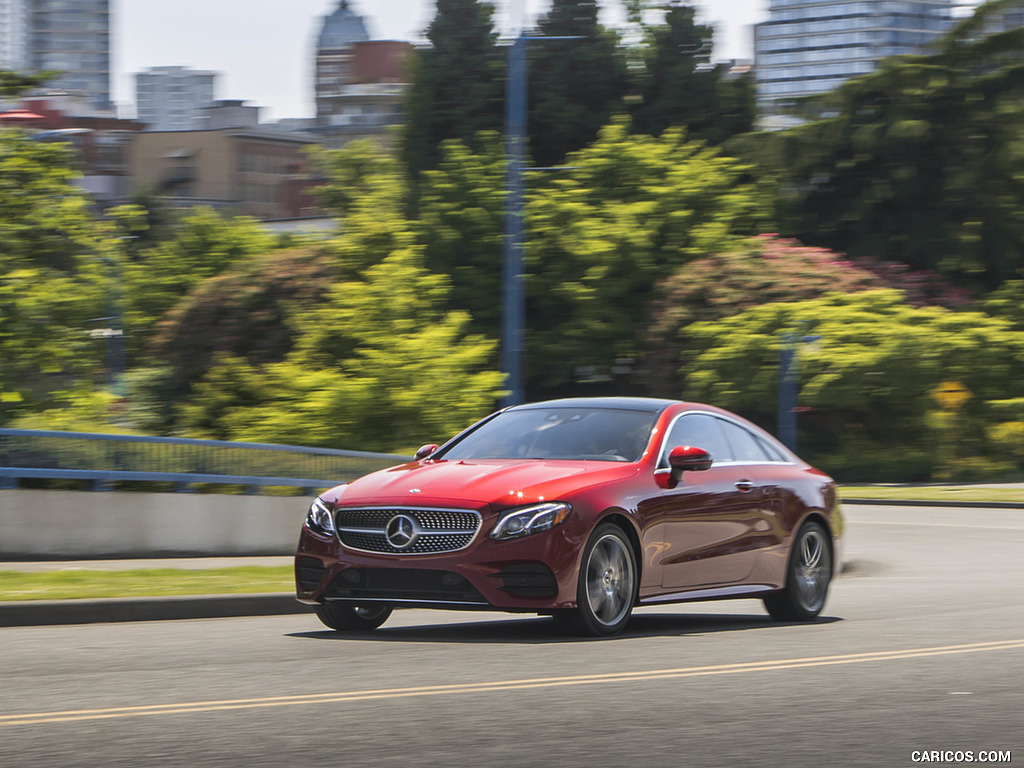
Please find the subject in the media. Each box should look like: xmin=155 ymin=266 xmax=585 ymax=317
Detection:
xmin=931 ymin=381 xmax=972 ymax=410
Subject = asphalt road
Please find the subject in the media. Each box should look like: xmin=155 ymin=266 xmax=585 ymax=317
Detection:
xmin=2 ymin=504 xmax=1022 ymax=768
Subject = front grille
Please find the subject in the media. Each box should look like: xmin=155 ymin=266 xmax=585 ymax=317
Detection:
xmin=333 ymin=507 xmax=482 ymax=555
xmin=324 ymin=568 xmax=488 ymax=604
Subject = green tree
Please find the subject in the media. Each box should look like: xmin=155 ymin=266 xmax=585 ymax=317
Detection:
xmin=401 ymin=0 xmax=504 ymax=184
xmin=641 ymin=233 xmax=969 ymax=396
xmin=640 ymin=235 xmax=892 ymax=396
xmin=682 ymin=290 xmax=1024 ymax=479
xmin=729 ymin=0 xmax=1024 ymax=288
xmin=0 ymin=69 xmax=59 ymax=99
xmin=149 ymin=247 xmax=336 ymax=399
xmin=417 ymin=135 xmax=506 ymax=340
xmin=125 ymin=207 xmax=276 ymax=353
xmin=527 ymin=0 xmax=629 ymax=168
xmin=177 ymin=355 xmax=272 ymax=441
xmin=713 ymin=68 xmax=756 ymax=144
xmin=983 ymin=279 xmax=1024 ymax=330
xmin=183 ymin=249 xmax=504 ymax=451
xmin=0 ymin=267 xmax=106 ymax=424
xmin=0 ymin=128 xmax=111 ymax=423
xmin=619 ymin=3 xmax=756 ymax=144
xmin=312 ymin=140 xmax=416 ymax=280
xmin=0 ymin=129 xmax=99 ymax=272
xmin=524 ymin=121 xmax=774 ymax=396
xmin=630 ymin=3 xmax=715 ymax=138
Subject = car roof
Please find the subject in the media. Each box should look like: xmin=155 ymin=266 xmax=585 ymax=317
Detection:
xmin=508 ymin=397 xmax=679 ymax=414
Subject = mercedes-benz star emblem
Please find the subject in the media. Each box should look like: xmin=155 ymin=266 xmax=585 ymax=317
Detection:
xmin=386 ymin=514 xmax=419 ymax=550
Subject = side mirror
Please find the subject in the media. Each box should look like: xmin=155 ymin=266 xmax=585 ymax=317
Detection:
xmin=668 ymin=445 xmax=712 ymax=484
xmin=415 ymin=443 xmax=439 ymax=460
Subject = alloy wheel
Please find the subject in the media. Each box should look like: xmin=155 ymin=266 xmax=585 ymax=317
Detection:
xmin=794 ymin=527 xmax=830 ymax=613
xmin=584 ymin=533 xmax=636 ymax=628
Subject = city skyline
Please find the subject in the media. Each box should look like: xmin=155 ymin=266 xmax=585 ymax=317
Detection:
xmin=113 ymin=0 xmax=771 ymax=121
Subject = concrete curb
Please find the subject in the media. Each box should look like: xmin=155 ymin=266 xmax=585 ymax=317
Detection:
xmin=0 ymin=593 xmax=313 ymax=628
xmin=843 ymin=498 xmax=1024 ymax=509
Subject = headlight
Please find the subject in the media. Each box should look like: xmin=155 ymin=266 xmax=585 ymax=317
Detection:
xmin=305 ymin=498 xmax=335 ymax=535
xmin=490 ymin=502 xmax=572 ymax=541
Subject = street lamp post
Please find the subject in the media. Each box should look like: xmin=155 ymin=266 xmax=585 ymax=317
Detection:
xmin=87 ymin=251 xmax=127 ymax=399
xmin=501 ymin=32 xmax=583 ymax=408
xmin=777 ymin=332 xmax=821 ymax=452
xmin=501 ymin=32 xmax=528 ymax=408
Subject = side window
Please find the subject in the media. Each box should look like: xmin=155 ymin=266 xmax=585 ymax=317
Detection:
xmin=757 ymin=436 xmax=788 ymax=463
xmin=660 ymin=414 xmax=734 ymax=468
xmin=719 ymin=420 xmax=771 ymax=463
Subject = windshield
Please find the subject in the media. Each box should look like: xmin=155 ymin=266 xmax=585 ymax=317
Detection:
xmin=436 ymin=407 xmax=658 ymax=463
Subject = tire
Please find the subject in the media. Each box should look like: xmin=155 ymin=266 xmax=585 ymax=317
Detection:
xmin=315 ymin=603 xmax=392 ymax=631
xmin=763 ymin=520 xmax=833 ymax=622
xmin=555 ymin=523 xmax=637 ymax=637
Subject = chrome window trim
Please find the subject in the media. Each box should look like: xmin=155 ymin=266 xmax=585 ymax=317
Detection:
xmin=654 ymin=409 xmax=798 ymax=471
xmin=333 ymin=506 xmax=484 ymax=556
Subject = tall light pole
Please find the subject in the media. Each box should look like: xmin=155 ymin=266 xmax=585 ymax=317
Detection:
xmin=87 ymin=246 xmax=129 ymax=400
xmin=777 ymin=332 xmax=821 ymax=452
xmin=501 ymin=30 xmax=582 ymax=408
xmin=501 ymin=32 xmax=528 ymax=408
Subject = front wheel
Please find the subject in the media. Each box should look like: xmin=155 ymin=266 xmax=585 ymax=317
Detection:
xmin=763 ymin=520 xmax=833 ymax=622
xmin=315 ymin=603 xmax=392 ymax=631
xmin=555 ymin=523 xmax=637 ymax=637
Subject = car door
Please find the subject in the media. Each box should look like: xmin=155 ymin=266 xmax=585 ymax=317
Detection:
xmin=640 ymin=413 xmax=769 ymax=591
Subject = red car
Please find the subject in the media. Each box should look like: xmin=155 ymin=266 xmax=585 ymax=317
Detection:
xmin=295 ymin=397 xmax=842 ymax=636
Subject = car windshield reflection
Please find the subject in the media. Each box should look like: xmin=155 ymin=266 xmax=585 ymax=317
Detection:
xmin=436 ymin=407 xmax=657 ymax=463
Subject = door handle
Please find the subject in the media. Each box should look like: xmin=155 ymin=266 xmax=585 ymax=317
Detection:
xmin=735 ymin=480 xmax=755 ymax=492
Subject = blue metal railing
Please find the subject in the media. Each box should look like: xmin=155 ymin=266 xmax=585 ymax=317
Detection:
xmin=0 ymin=429 xmax=411 ymax=494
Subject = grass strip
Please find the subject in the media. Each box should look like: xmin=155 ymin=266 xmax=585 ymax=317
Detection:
xmin=0 ymin=566 xmax=293 ymax=602
xmin=839 ymin=485 xmax=1024 ymax=503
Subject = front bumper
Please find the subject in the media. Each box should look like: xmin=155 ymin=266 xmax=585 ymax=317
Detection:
xmin=295 ymin=517 xmax=586 ymax=613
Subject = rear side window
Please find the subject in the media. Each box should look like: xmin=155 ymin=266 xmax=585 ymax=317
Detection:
xmin=757 ymin=436 xmax=788 ymax=463
xmin=719 ymin=420 xmax=771 ymax=463
xmin=660 ymin=414 xmax=733 ymax=467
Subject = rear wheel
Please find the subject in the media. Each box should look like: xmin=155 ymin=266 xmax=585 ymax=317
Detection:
xmin=763 ymin=520 xmax=832 ymax=621
xmin=315 ymin=603 xmax=392 ymax=631
xmin=555 ymin=523 xmax=637 ymax=637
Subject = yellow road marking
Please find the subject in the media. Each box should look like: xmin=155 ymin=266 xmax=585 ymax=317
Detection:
xmin=3 ymin=638 xmax=1023 ymax=727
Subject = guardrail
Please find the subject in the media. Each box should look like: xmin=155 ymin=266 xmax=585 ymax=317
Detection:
xmin=0 ymin=429 xmax=410 ymax=495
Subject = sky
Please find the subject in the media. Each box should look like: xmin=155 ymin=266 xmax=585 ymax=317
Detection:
xmin=113 ymin=0 xmax=770 ymax=121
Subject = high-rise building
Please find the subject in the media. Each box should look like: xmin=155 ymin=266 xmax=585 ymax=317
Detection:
xmin=312 ymin=1 xmax=412 ymax=147
xmin=315 ymin=0 xmax=371 ymax=121
xmin=0 ymin=0 xmax=29 ymax=73
xmin=29 ymin=0 xmax=111 ymax=109
xmin=135 ymin=66 xmax=217 ymax=130
xmin=755 ymin=1 xmax=955 ymax=117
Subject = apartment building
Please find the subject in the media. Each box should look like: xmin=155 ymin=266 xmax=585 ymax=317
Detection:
xmin=135 ymin=66 xmax=217 ymax=130
xmin=756 ymin=1 xmax=955 ymax=115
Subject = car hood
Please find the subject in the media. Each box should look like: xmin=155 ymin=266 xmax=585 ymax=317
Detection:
xmin=325 ymin=458 xmax=639 ymax=511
